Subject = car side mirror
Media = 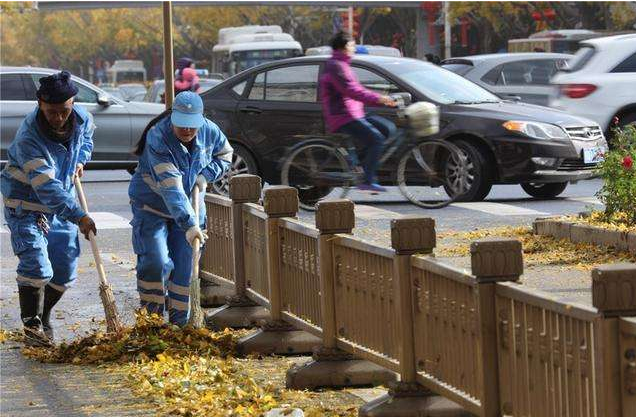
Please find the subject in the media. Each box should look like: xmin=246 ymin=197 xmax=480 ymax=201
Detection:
xmin=390 ymin=92 xmax=412 ymax=106
xmin=97 ymin=94 xmax=111 ymax=106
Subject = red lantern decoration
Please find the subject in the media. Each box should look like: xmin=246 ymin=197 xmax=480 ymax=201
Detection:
xmin=421 ymin=1 xmax=441 ymax=14
xmin=544 ymin=8 xmax=556 ymax=21
xmin=531 ymin=11 xmax=542 ymax=21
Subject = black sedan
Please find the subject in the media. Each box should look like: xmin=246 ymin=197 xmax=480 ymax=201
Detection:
xmin=201 ymin=55 xmax=607 ymax=201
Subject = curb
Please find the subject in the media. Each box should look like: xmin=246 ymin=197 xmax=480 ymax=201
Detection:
xmin=533 ymin=216 xmax=636 ymax=254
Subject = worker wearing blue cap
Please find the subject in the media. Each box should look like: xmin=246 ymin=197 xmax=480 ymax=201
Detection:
xmin=0 ymin=70 xmax=97 ymax=345
xmin=128 ymin=91 xmax=233 ymax=326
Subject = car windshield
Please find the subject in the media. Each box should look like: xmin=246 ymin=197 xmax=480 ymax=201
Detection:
xmin=383 ymin=59 xmax=500 ymax=104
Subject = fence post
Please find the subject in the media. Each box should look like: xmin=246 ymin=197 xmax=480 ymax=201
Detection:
xmin=593 ymin=263 xmax=636 ymax=417
xmin=391 ymin=216 xmax=435 ymax=384
xmin=206 ymin=174 xmax=269 ymax=330
xmin=286 ymin=200 xmax=396 ymax=390
xmin=237 ymin=186 xmax=322 ymax=356
xmin=316 ymin=200 xmax=355 ymax=350
xmin=471 ymin=238 xmax=523 ymax=417
xmin=361 ymin=216 xmax=468 ymax=417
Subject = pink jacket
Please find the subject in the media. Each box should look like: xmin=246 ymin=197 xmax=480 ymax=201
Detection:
xmin=320 ymin=50 xmax=383 ymax=133
xmin=174 ymin=67 xmax=200 ymax=95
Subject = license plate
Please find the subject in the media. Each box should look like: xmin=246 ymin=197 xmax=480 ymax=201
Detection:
xmin=583 ymin=147 xmax=604 ymax=164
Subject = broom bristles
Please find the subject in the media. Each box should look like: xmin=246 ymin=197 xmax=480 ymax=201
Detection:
xmin=188 ymin=249 xmax=205 ymax=328
xmin=99 ymin=282 xmax=123 ymax=333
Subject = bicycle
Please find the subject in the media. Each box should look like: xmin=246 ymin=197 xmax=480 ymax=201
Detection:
xmin=280 ymin=96 xmax=469 ymax=210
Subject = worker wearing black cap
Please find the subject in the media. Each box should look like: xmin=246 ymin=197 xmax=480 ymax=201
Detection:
xmin=0 ymin=70 xmax=97 ymax=345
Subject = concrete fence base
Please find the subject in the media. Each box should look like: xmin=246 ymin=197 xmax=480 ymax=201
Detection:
xmin=286 ymin=354 xmax=398 ymax=390
xmin=206 ymin=302 xmax=270 ymax=331
xmin=236 ymin=323 xmax=322 ymax=356
xmin=359 ymin=383 xmax=473 ymax=417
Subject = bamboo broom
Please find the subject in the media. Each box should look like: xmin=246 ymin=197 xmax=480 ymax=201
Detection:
xmin=188 ymin=183 xmax=205 ymax=328
xmin=74 ymin=177 xmax=123 ymax=333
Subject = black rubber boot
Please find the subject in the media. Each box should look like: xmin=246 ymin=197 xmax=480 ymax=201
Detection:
xmin=18 ymin=285 xmax=51 ymax=347
xmin=42 ymin=285 xmax=64 ymax=341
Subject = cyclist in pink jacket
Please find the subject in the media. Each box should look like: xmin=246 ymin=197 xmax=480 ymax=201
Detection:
xmin=320 ymin=31 xmax=396 ymax=192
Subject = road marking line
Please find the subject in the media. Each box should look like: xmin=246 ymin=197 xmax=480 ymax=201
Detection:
xmin=566 ymin=196 xmax=602 ymax=205
xmin=354 ymin=205 xmax=402 ymax=220
xmin=452 ymin=202 xmax=549 ymax=216
xmin=89 ymin=212 xmax=131 ymax=229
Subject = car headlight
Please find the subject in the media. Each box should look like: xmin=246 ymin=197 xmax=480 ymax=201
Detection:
xmin=502 ymin=121 xmax=568 ymax=140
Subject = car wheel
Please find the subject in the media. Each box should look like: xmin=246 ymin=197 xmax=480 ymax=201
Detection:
xmin=211 ymin=144 xmax=258 ymax=196
xmin=521 ymin=182 xmax=567 ymax=199
xmin=444 ymin=139 xmax=493 ymax=202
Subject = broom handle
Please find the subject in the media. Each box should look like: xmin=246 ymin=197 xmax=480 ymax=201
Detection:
xmin=192 ymin=183 xmax=201 ymax=249
xmin=74 ymin=177 xmax=109 ymax=287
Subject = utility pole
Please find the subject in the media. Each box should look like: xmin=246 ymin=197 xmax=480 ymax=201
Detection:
xmin=162 ymin=1 xmax=174 ymax=109
xmin=348 ymin=6 xmax=353 ymax=35
xmin=444 ymin=1 xmax=451 ymax=59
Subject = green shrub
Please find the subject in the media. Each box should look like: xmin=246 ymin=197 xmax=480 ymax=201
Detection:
xmin=596 ymin=124 xmax=636 ymax=225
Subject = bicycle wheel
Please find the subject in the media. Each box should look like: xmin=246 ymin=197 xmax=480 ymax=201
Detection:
xmin=281 ymin=142 xmax=353 ymax=211
xmin=397 ymin=140 xmax=469 ymax=209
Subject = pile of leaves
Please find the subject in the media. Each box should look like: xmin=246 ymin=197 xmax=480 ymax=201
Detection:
xmin=437 ymin=226 xmax=636 ymax=270
xmin=19 ymin=311 xmax=360 ymax=416
xmin=596 ymin=123 xmax=636 ymax=225
xmin=124 ymin=354 xmax=358 ymax=417
xmin=22 ymin=311 xmax=236 ymax=364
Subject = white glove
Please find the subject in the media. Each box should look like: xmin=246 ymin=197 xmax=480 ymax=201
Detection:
xmin=185 ymin=225 xmax=207 ymax=248
xmin=195 ymin=175 xmax=207 ymax=192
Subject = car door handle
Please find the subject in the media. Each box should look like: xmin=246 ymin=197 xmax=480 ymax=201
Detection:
xmin=240 ymin=106 xmax=262 ymax=115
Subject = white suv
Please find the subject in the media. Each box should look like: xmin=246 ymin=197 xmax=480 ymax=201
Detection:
xmin=550 ymin=34 xmax=636 ymax=138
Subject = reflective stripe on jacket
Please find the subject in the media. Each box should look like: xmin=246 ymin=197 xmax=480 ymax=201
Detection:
xmin=0 ymin=106 xmax=95 ymax=222
xmin=128 ymin=116 xmax=232 ymax=231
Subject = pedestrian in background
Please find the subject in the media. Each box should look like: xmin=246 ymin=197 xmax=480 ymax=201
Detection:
xmin=0 ymin=71 xmax=97 ymax=345
xmin=128 ymin=91 xmax=233 ymax=326
xmin=175 ymin=57 xmax=200 ymax=95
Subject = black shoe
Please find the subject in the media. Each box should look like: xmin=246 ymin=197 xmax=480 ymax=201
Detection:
xmin=42 ymin=285 xmax=64 ymax=341
xmin=18 ymin=285 xmax=51 ymax=347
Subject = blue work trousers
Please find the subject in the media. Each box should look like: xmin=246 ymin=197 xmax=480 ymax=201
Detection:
xmin=131 ymin=207 xmax=203 ymax=326
xmin=4 ymin=207 xmax=80 ymax=292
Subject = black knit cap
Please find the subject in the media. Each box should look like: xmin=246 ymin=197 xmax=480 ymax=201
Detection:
xmin=36 ymin=70 xmax=78 ymax=103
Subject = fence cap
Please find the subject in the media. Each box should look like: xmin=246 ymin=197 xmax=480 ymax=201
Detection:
xmin=263 ymin=186 xmax=299 ymax=218
xmin=229 ymin=175 xmax=261 ymax=203
xmin=315 ymin=199 xmax=354 ymax=234
xmin=470 ymin=238 xmax=523 ymax=283
xmin=391 ymin=216 xmax=435 ymax=254
xmin=592 ymin=263 xmax=636 ymax=317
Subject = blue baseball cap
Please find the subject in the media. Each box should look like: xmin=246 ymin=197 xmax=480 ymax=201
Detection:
xmin=171 ymin=91 xmax=205 ymax=129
